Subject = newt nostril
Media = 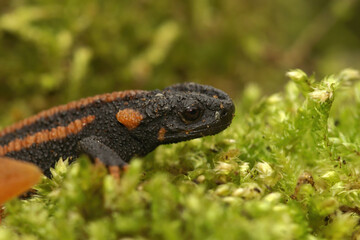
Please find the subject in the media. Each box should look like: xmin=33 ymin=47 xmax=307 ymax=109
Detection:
xmin=220 ymin=102 xmax=235 ymax=120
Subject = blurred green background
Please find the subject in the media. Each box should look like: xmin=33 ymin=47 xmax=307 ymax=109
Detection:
xmin=0 ymin=0 xmax=359 ymax=125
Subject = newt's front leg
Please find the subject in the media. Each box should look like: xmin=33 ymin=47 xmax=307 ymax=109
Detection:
xmin=78 ymin=136 xmax=129 ymax=179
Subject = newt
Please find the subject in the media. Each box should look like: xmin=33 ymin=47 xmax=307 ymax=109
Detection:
xmin=0 ymin=83 xmax=234 ymax=183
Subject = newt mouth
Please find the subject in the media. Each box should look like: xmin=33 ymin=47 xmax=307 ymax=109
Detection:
xmin=163 ymin=121 xmax=233 ymax=143
xmin=164 ymin=107 xmax=235 ymax=143
xmin=191 ymin=122 xmax=233 ymax=137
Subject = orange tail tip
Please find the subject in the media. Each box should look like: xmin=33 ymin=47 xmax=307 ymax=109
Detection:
xmin=0 ymin=158 xmax=42 ymax=205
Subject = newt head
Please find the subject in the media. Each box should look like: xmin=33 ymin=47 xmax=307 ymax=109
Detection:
xmin=135 ymin=83 xmax=235 ymax=144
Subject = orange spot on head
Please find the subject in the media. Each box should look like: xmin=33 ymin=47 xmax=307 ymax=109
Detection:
xmin=0 ymin=157 xmax=42 ymax=205
xmin=158 ymin=127 xmax=166 ymax=141
xmin=116 ymin=109 xmax=143 ymax=130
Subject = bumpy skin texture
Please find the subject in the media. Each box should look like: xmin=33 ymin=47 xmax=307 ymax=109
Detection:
xmin=0 ymin=83 xmax=235 ymax=177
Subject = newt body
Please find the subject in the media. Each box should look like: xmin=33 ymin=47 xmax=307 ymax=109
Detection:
xmin=0 ymin=83 xmax=234 ymax=177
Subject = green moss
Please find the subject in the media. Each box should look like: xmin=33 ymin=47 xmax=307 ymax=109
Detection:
xmin=2 ymin=69 xmax=360 ymax=239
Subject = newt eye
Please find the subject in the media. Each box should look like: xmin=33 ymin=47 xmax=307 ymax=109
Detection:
xmin=179 ymin=106 xmax=203 ymax=124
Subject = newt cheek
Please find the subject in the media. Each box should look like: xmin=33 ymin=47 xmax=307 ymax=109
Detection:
xmin=116 ymin=109 xmax=143 ymax=130
xmin=0 ymin=158 xmax=42 ymax=205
